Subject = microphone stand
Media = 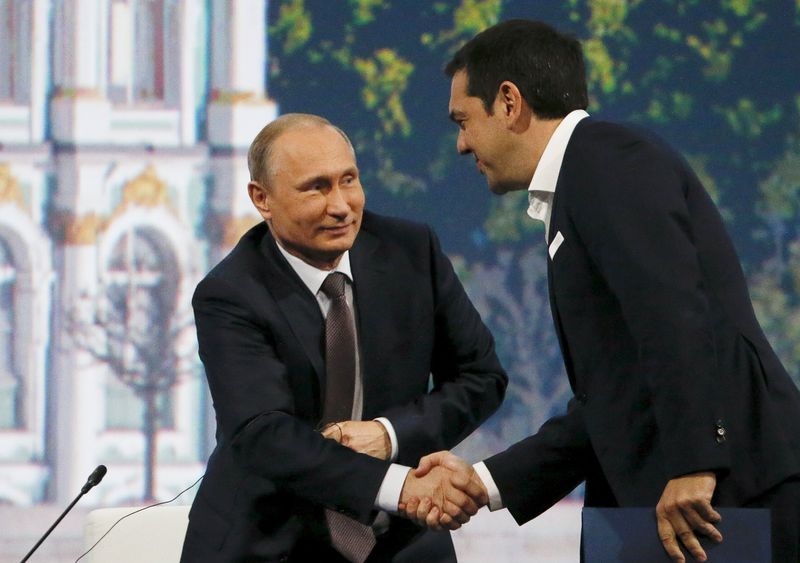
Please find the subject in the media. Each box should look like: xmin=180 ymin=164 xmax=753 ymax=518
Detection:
xmin=20 ymin=465 xmax=107 ymax=563
xmin=20 ymin=491 xmax=86 ymax=562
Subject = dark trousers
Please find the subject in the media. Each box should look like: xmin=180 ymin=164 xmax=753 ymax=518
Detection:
xmin=289 ymin=524 xmax=456 ymax=563
xmin=366 ymin=528 xmax=455 ymax=563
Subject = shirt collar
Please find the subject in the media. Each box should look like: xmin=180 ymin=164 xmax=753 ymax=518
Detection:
xmin=275 ymin=240 xmax=353 ymax=295
xmin=527 ymin=109 xmax=589 ymax=197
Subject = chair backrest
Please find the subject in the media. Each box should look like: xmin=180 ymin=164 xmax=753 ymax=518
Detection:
xmin=82 ymin=505 xmax=190 ymax=563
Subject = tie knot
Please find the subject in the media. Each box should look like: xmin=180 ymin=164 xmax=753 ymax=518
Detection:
xmin=320 ymin=272 xmax=347 ymax=299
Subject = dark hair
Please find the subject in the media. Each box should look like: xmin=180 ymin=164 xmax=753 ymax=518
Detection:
xmin=445 ymin=19 xmax=588 ymax=119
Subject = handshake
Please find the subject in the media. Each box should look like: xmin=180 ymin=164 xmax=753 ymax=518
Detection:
xmin=398 ymin=451 xmax=488 ymax=531
xmin=321 ymin=421 xmax=487 ymax=531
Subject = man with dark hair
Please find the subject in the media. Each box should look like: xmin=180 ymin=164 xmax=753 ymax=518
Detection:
xmin=181 ymin=113 xmax=505 ymax=562
xmin=409 ymin=19 xmax=800 ymax=563
xmin=445 ymin=19 xmax=588 ymax=120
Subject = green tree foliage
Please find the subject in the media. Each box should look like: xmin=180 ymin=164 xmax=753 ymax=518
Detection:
xmin=268 ymin=0 xmax=800 ymax=435
xmin=352 ymin=48 xmax=414 ymax=136
xmin=271 ymin=0 xmax=312 ymax=54
xmin=421 ymin=0 xmax=503 ymax=49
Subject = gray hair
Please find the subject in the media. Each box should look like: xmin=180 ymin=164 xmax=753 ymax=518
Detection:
xmin=247 ymin=113 xmax=355 ymax=185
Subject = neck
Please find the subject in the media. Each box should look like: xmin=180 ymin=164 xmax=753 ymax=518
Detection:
xmin=524 ymin=116 xmax=564 ymax=185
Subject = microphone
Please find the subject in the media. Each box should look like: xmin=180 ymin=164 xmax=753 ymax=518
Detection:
xmin=81 ymin=464 xmax=107 ymax=494
xmin=21 ymin=465 xmax=108 ymax=563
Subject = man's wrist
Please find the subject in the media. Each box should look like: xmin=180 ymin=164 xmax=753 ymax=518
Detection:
xmin=375 ymin=464 xmax=411 ymax=513
xmin=374 ymin=417 xmax=399 ymax=461
xmin=473 ymin=461 xmax=504 ymax=511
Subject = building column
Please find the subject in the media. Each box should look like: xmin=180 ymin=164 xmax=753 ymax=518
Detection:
xmin=49 ymin=153 xmax=110 ymax=503
xmin=29 ymin=0 xmax=51 ymax=142
xmin=206 ymin=0 xmax=276 ymax=265
xmin=50 ymin=0 xmax=111 ymax=144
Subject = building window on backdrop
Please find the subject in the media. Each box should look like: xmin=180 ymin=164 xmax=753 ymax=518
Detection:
xmin=103 ymin=227 xmax=177 ymax=431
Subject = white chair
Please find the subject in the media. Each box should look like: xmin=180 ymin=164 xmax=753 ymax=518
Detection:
xmin=82 ymin=505 xmax=190 ymax=562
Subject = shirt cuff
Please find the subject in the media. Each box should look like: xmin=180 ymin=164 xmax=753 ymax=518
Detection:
xmin=474 ymin=461 xmax=504 ymax=511
xmin=375 ymin=463 xmax=411 ymax=513
xmin=374 ymin=417 xmax=398 ymax=462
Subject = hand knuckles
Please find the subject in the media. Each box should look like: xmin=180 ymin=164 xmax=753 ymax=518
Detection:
xmin=659 ymin=536 xmax=675 ymax=543
xmin=656 ymin=503 xmax=673 ymax=516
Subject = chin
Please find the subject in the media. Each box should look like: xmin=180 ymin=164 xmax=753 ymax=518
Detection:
xmin=325 ymin=236 xmax=357 ymax=256
xmin=488 ymin=177 xmax=526 ymax=195
xmin=487 ymin=181 xmax=512 ymax=195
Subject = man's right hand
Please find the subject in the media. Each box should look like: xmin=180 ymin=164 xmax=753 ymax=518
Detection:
xmin=656 ymin=471 xmax=721 ymax=562
xmin=398 ymin=451 xmax=488 ymax=530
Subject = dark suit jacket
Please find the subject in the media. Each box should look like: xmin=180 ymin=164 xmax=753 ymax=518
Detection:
xmin=485 ymin=119 xmax=800 ymax=524
xmin=181 ymin=211 xmax=507 ymax=561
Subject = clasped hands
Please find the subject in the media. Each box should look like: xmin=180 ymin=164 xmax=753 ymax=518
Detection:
xmin=323 ymin=423 xmax=723 ymax=554
xmin=321 ymin=422 xmax=485 ymax=530
xmin=398 ymin=451 xmax=488 ymax=531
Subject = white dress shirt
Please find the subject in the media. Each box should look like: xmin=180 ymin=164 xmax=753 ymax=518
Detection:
xmin=475 ymin=109 xmax=590 ymax=511
xmin=275 ymin=243 xmax=408 ymax=514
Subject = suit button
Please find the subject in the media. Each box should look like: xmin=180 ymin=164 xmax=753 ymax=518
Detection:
xmin=577 ymin=393 xmax=588 ymax=404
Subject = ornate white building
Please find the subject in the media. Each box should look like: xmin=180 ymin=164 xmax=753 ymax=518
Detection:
xmin=0 ymin=0 xmax=277 ymax=505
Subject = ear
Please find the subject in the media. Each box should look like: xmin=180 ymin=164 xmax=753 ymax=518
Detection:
xmin=496 ymin=80 xmax=525 ymax=124
xmin=247 ymin=181 xmax=272 ymax=220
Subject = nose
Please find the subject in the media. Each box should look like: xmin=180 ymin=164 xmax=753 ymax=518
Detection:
xmin=456 ymin=130 xmax=471 ymax=155
xmin=326 ymin=185 xmax=350 ymax=218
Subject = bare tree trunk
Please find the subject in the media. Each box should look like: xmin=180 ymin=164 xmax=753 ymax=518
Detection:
xmin=143 ymin=390 xmax=157 ymax=502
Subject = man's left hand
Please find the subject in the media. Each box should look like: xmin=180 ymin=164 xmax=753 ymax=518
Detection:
xmin=656 ymin=471 xmax=722 ymax=563
xmin=322 ymin=420 xmax=391 ymax=460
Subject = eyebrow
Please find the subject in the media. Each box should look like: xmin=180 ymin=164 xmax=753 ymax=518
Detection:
xmin=449 ymin=110 xmax=466 ymax=123
xmin=298 ymin=175 xmax=329 ymax=188
xmin=298 ymin=166 xmax=358 ymax=187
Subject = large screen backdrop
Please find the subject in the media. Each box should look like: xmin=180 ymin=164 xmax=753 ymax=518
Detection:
xmin=269 ymin=1 xmax=800 ymax=454
xmin=0 ymin=0 xmax=799 ymax=560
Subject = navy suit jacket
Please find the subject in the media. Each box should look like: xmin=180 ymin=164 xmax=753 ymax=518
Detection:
xmin=485 ymin=119 xmax=800 ymax=524
xmin=182 ymin=211 xmax=507 ymax=561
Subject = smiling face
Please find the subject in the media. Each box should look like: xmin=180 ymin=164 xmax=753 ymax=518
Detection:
xmin=248 ymin=123 xmax=365 ymax=270
xmin=449 ymin=70 xmax=531 ymax=195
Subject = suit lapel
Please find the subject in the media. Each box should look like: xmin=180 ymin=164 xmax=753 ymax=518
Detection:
xmin=258 ymin=232 xmax=326 ymax=384
xmin=349 ymin=226 xmax=388 ymax=414
xmin=548 ymin=152 xmax=578 ymax=390
xmin=254 ymin=217 xmax=390 ymax=413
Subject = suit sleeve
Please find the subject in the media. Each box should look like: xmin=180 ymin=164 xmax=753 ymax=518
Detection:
xmin=193 ymin=275 xmax=388 ymax=522
xmin=566 ymin=137 xmax=730 ymax=479
xmin=484 ymin=397 xmax=591 ymax=525
xmin=380 ymin=227 xmax=508 ymax=465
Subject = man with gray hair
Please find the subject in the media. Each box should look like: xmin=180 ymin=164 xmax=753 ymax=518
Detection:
xmin=181 ymin=113 xmax=506 ymax=562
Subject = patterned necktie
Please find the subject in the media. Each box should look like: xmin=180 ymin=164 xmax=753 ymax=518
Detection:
xmin=320 ymin=272 xmax=357 ymax=423
xmin=319 ymin=272 xmax=376 ymax=563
